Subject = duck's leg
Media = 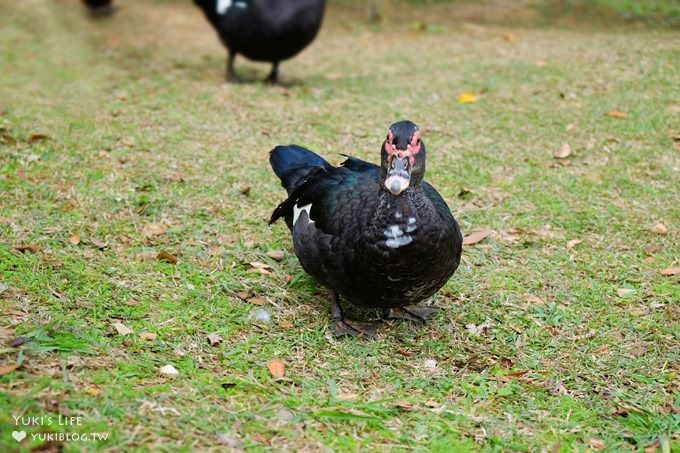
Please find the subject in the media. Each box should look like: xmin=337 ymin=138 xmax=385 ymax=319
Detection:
xmin=226 ymin=50 xmax=240 ymax=83
xmin=331 ymin=291 xmax=379 ymax=338
xmin=386 ymin=306 xmax=439 ymax=323
xmin=265 ymin=61 xmax=280 ymax=84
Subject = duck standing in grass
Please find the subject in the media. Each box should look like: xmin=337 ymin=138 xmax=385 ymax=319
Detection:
xmin=270 ymin=121 xmax=463 ymax=337
xmin=194 ymin=0 xmax=326 ymax=83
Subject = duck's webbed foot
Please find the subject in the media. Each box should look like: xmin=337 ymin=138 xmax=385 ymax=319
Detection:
xmin=226 ymin=51 xmax=240 ymax=83
xmin=265 ymin=62 xmax=280 ymax=84
xmin=386 ymin=305 xmax=439 ymax=323
xmin=331 ymin=292 xmax=379 ymax=338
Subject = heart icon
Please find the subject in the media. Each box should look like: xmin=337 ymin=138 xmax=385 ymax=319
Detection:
xmin=12 ymin=431 xmax=26 ymax=442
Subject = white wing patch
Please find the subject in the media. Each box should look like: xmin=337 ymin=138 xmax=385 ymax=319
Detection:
xmin=217 ymin=0 xmax=232 ymax=14
xmin=293 ymin=203 xmax=314 ymax=226
xmin=216 ymin=0 xmax=247 ymax=14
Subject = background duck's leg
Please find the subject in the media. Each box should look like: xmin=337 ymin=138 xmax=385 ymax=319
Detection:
xmin=226 ymin=50 xmax=239 ymax=83
xmin=265 ymin=61 xmax=280 ymax=84
xmin=386 ymin=306 xmax=439 ymax=323
xmin=331 ymin=291 xmax=379 ymax=337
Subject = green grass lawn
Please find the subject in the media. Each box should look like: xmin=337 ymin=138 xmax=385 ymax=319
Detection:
xmin=1 ymin=0 xmax=679 ymax=451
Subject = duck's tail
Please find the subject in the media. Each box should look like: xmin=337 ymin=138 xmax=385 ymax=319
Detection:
xmin=269 ymin=145 xmax=328 ymax=194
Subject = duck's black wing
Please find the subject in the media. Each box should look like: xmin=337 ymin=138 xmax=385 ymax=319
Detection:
xmin=270 ymin=149 xmax=379 ymax=234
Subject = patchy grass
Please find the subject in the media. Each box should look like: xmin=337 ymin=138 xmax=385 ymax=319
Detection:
xmin=1 ymin=0 xmax=679 ymax=451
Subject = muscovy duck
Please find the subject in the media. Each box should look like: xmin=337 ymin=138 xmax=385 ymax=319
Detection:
xmin=270 ymin=121 xmax=463 ymax=337
xmin=193 ymin=0 xmax=326 ymax=83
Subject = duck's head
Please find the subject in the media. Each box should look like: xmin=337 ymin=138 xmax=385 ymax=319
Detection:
xmin=381 ymin=120 xmax=425 ymax=196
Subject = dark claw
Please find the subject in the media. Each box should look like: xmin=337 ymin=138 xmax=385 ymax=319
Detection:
xmin=387 ymin=306 xmax=439 ymax=323
xmin=333 ymin=319 xmax=379 ymax=338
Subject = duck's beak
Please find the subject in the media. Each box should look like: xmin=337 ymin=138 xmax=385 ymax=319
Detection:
xmin=385 ymin=156 xmax=410 ymax=195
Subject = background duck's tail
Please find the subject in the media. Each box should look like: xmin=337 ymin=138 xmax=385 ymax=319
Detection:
xmin=269 ymin=145 xmax=328 ymax=194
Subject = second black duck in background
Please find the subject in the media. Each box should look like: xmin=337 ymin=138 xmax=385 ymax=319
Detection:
xmin=194 ymin=0 xmax=326 ymax=83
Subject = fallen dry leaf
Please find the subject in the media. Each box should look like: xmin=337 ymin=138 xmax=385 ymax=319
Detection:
xmin=553 ymin=143 xmax=572 ymax=159
xmin=266 ymin=250 xmax=285 ymax=261
xmin=457 ymin=92 xmax=477 ymax=104
xmin=0 ymin=364 xmax=19 ymax=376
xmin=606 ymin=110 xmax=627 ymax=119
xmin=649 ymin=223 xmax=668 ymax=235
xmin=139 ymin=332 xmax=157 ymax=341
xmin=660 ymin=267 xmax=680 ymax=276
xmin=157 ymin=250 xmax=178 ymax=265
xmin=28 ymin=133 xmax=49 ymax=144
xmin=589 ymin=438 xmax=606 ymax=450
xmin=463 ymin=229 xmax=492 ymax=246
xmin=246 ymin=296 xmax=266 ymax=306
xmin=591 ymin=345 xmax=609 ymax=355
xmin=249 ymin=261 xmax=271 ymax=270
xmin=86 ymin=386 xmax=100 ymax=396
xmin=337 ymin=393 xmax=358 ymax=400
xmin=240 ymin=185 xmax=251 ymax=196
xmin=644 ymin=245 xmax=661 ymax=255
xmin=14 ymin=244 xmax=39 ymax=254
xmin=235 ymin=291 xmax=249 ymax=300
xmin=268 ymin=359 xmax=285 ymax=378
xmin=278 ymin=321 xmax=293 ymax=329
xmin=644 ymin=440 xmax=660 ymax=453
xmin=566 ymin=239 xmax=582 ymax=250
xmin=112 ymin=322 xmax=133 ymax=336
xmin=207 ymin=333 xmax=223 ymax=346
xmin=143 ymin=223 xmax=166 ymax=238
xmin=68 ymin=234 xmax=81 ymax=245
xmin=392 ymin=400 xmax=414 ymax=411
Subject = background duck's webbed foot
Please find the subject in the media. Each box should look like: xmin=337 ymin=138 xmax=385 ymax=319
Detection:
xmin=264 ymin=61 xmax=280 ymax=84
xmin=226 ymin=51 xmax=240 ymax=83
xmin=386 ymin=306 xmax=439 ymax=323
xmin=330 ymin=292 xmax=379 ymax=338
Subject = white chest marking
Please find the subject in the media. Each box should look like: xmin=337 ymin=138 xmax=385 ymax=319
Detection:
xmin=406 ymin=217 xmax=417 ymax=233
xmin=384 ymin=224 xmax=413 ymax=249
xmin=293 ymin=203 xmax=314 ymax=226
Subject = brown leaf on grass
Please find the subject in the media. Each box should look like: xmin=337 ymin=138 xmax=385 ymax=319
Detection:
xmin=589 ymin=438 xmax=606 ymax=450
xmin=660 ymin=267 xmax=680 ymax=276
xmin=606 ymin=110 xmax=627 ymax=119
xmin=628 ymin=346 xmax=647 ymax=358
xmin=68 ymin=234 xmax=81 ymax=245
xmin=0 ymin=364 xmax=19 ymax=376
xmin=649 ymin=223 xmax=668 ymax=235
xmin=28 ymin=133 xmax=49 ymax=144
xmin=207 ymin=333 xmax=223 ymax=346
xmin=0 ymin=216 xmax=10 ymax=224
xmin=524 ymin=295 xmax=546 ymax=305
xmin=643 ymin=256 xmax=655 ymax=263
xmin=249 ymin=261 xmax=271 ymax=270
xmin=157 ymin=250 xmax=178 ymax=264
xmin=268 ymin=359 xmax=285 ymax=378
xmin=143 ymin=223 xmax=166 ymax=238
xmin=337 ymin=393 xmax=358 ymax=400
xmin=235 ymin=291 xmax=249 ymax=300
xmin=125 ymin=299 xmax=139 ymax=306
xmin=463 ymin=229 xmax=492 ymax=246
xmin=396 ymin=349 xmax=414 ymax=357
xmin=266 ymin=250 xmax=285 ymax=261
xmin=246 ymin=297 xmax=266 ymax=306
xmin=553 ymin=143 xmax=572 ymax=159
xmin=112 ymin=322 xmax=133 ymax=336
xmin=139 ymin=332 xmax=157 ymax=341
xmin=240 ymin=185 xmax=251 ymax=196
xmin=14 ymin=244 xmax=39 ymax=254
xmin=644 ymin=440 xmax=660 ymax=453
xmin=392 ymin=400 xmax=414 ymax=411
xmin=566 ymin=239 xmax=582 ymax=250
xmin=9 ymin=336 xmax=30 ymax=347
xmin=591 ymin=345 xmax=609 ymax=355
xmin=278 ymin=321 xmax=293 ymax=329
xmin=644 ymin=245 xmax=661 ymax=255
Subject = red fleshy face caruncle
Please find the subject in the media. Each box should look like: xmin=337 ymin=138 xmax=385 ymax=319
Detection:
xmin=385 ymin=129 xmax=422 ymax=168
